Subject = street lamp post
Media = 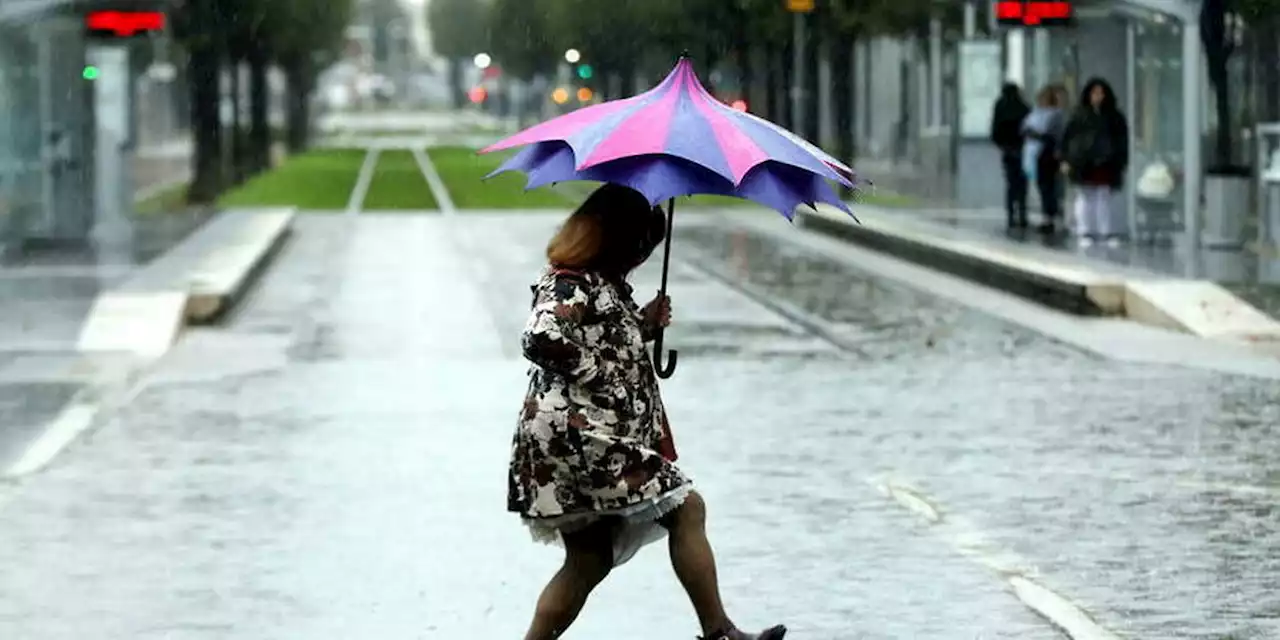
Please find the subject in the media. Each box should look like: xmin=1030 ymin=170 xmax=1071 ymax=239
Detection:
xmin=787 ymin=0 xmax=813 ymax=135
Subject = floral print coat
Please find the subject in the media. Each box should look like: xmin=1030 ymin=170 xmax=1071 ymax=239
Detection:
xmin=507 ymin=267 xmax=689 ymax=532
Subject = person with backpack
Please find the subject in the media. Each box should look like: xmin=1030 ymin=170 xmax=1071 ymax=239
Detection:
xmin=1021 ymin=84 xmax=1067 ymax=234
xmin=1061 ymin=77 xmax=1131 ymax=246
xmin=991 ymin=82 xmax=1032 ymax=230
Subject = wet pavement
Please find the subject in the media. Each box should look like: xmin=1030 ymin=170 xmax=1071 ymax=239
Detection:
xmin=0 ymin=213 xmax=1278 ymax=638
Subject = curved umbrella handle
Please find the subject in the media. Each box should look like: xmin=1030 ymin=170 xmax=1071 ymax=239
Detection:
xmin=652 ymin=328 xmax=678 ymax=379
xmin=652 ymin=197 xmax=679 ymax=380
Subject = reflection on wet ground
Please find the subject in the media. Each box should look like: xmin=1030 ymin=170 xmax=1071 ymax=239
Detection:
xmin=0 ymin=215 xmax=1277 ymax=638
xmin=676 ymin=224 xmax=1054 ymax=361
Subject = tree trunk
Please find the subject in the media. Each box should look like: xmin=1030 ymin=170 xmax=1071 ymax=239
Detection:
xmin=777 ymin=42 xmax=793 ymax=130
xmin=1212 ymin=73 xmax=1233 ymax=167
xmin=1201 ymin=0 xmax=1234 ymax=168
xmin=1257 ymin=16 xmax=1280 ymax=123
xmin=803 ymin=22 xmax=821 ymax=143
xmin=831 ymin=38 xmax=855 ymax=195
xmin=748 ymin=46 xmax=768 ymax=118
xmin=732 ymin=10 xmax=750 ymax=107
xmin=703 ymin=50 xmax=721 ymax=96
xmin=230 ymin=58 xmax=247 ymax=184
xmin=247 ymin=45 xmax=271 ymax=175
xmin=617 ymin=63 xmax=636 ymax=98
xmin=187 ymin=43 xmax=223 ymax=204
xmin=448 ymin=58 xmax=465 ymax=109
xmin=736 ymin=45 xmax=752 ymax=107
xmin=284 ymin=61 xmax=314 ymax=154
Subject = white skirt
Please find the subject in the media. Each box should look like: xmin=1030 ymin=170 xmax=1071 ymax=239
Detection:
xmin=523 ymin=484 xmax=693 ymax=567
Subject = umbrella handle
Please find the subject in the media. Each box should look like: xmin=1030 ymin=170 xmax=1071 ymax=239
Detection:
xmin=652 ymin=330 xmax=678 ymax=379
xmin=652 ymin=197 xmax=678 ymax=380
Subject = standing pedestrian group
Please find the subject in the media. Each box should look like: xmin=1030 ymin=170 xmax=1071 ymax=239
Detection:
xmin=991 ymin=77 xmax=1130 ymax=246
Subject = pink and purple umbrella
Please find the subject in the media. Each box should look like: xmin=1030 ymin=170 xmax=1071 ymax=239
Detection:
xmin=479 ymin=54 xmax=861 ymax=378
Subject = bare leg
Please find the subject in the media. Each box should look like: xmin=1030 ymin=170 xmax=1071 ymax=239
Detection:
xmin=523 ymin=520 xmax=616 ymax=640
xmin=661 ymin=491 xmax=734 ymax=635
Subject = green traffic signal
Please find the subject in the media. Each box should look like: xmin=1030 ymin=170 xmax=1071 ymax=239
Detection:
xmin=576 ymin=64 xmax=593 ymax=80
xmin=82 ymin=65 xmax=100 ymax=80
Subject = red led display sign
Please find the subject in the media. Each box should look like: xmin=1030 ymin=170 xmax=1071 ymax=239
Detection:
xmin=995 ymin=0 xmax=1074 ymax=27
xmin=86 ymin=10 xmax=167 ymax=38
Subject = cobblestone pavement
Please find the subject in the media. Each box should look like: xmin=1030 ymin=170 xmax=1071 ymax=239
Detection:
xmin=0 ymin=213 xmax=1278 ymax=639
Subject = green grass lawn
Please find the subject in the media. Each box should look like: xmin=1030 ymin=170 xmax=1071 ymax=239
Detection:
xmin=427 ymin=146 xmax=572 ymax=209
xmin=217 ymin=148 xmax=367 ymax=210
xmin=678 ymin=194 xmax=763 ymax=209
xmin=360 ymin=150 xmax=439 ymax=210
xmin=852 ymin=189 xmax=920 ymax=208
xmin=687 ymin=189 xmax=920 ymax=210
xmin=424 ymin=146 xmax=925 ymax=213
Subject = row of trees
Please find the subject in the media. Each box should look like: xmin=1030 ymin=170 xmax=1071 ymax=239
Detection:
xmin=429 ymin=0 xmax=956 ymax=167
xmin=169 ymin=0 xmax=355 ymax=203
xmin=430 ymin=0 xmax=1280 ymax=175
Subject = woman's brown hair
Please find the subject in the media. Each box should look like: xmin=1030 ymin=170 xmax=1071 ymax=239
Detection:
xmin=1036 ymin=84 xmax=1061 ymax=108
xmin=546 ymin=183 xmax=666 ymax=276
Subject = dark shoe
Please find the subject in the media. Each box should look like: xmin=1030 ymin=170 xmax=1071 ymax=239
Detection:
xmin=1036 ymin=222 xmax=1056 ymax=234
xmin=701 ymin=625 xmax=787 ymax=640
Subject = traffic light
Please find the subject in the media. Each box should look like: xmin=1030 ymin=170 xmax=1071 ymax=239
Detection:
xmin=576 ymin=64 xmax=593 ymax=80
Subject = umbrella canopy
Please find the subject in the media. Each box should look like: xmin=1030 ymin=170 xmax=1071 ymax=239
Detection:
xmin=480 ymin=56 xmax=859 ymax=220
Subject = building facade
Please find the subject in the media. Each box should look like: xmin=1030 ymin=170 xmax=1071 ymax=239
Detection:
xmin=0 ymin=0 xmax=96 ymax=254
xmin=1 ymin=0 xmax=179 ymax=257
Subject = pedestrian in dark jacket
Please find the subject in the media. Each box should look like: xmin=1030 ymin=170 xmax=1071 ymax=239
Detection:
xmin=1061 ymin=77 xmax=1130 ymax=246
xmin=991 ymin=82 xmax=1031 ymax=229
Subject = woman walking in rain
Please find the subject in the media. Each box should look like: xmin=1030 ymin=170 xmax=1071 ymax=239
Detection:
xmin=508 ymin=183 xmax=787 ymax=640
xmin=1061 ymin=77 xmax=1130 ymax=246
xmin=1021 ymin=84 xmax=1068 ymax=234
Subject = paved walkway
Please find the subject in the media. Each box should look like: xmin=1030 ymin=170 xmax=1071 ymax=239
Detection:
xmin=0 ymin=212 xmax=1277 ymax=638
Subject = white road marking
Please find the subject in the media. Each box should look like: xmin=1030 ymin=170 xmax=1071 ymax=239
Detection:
xmin=869 ymin=474 xmax=1124 ymax=640
xmin=76 ymin=291 xmax=187 ymax=359
xmin=346 ymin=147 xmax=381 ymax=215
xmin=411 ymin=147 xmax=456 ymax=215
xmin=5 ymin=365 xmax=151 ymax=479
xmin=5 ymin=402 xmax=99 ymax=477
xmin=1010 ymin=576 xmax=1123 ymax=640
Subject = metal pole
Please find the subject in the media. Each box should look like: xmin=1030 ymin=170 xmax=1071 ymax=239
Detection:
xmin=1183 ymin=11 xmax=1203 ymax=252
xmin=792 ymin=11 xmax=807 ymax=135
xmin=929 ymin=18 xmax=943 ymax=129
xmin=1126 ymin=20 xmax=1138 ymax=241
xmin=37 ymin=22 xmax=54 ymax=238
xmin=964 ymin=1 xmax=977 ymax=39
xmin=88 ymin=44 xmax=135 ymax=263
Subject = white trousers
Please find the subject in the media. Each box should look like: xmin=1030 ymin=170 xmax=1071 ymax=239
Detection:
xmin=1073 ymin=185 xmax=1119 ymax=237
